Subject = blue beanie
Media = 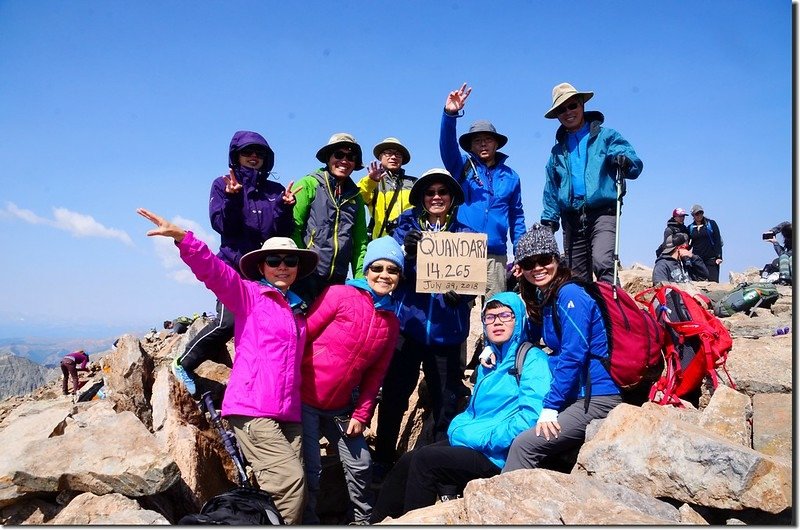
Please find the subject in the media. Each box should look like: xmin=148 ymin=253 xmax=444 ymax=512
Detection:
xmin=363 ymin=236 xmax=405 ymax=275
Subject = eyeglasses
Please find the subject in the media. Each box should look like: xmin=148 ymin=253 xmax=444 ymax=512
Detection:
xmin=482 ymin=311 xmax=515 ymax=324
xmin=381 ymin=150 xmax=403 ymax=159
xmin=240 ymin=148 xmax=266 ymax=158
xmin=332 ymin=150 xmax=357 ymax=162
xmin=518 ymin=255 xmax=555 ymax=270
xmin=264 ymin=255 xmax=300 ymax=268
xmin=368 ymin=264 xmax=401 ymax=275
xmin=424 ymin=188 xmax=450 ymax=198
xmin=555 ymin=101 xmax=580 ymax=115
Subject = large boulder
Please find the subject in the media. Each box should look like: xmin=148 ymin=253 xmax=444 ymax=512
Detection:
xmin=574 ymin=403 xmax=791 ymax=513
xmin=47 ymin=492 xmax=168 ymax=525
xmin=752 ymin=393 xmax=792 ymax=463
xmin=101 ymin=334 xmax=154 ymax=429
xmin=724 ymin=336 xmax=792 ymax=395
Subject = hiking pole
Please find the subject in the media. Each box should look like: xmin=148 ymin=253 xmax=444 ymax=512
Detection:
xmin=612 ymin=161 xmax=626 ymax=293
xmin=200 ymin=391 xmax=250 ymax=486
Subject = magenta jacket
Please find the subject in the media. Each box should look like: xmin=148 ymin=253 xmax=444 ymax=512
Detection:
xmin=178 ymin=231 xmax=306 ymax=422
xmin=301 ymin=284 xmax=399 ymax=424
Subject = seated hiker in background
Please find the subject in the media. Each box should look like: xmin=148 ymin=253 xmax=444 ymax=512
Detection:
xmin=60 ymin=350 xmax=90 ymax=395
xmin=502 ymin=224 xmax=622 ymax=473
xmin=291 ymin=133 xmax=369 ymax=305
xmin=763 ymin=221 xmax=792 ymax=285
xmin=370 ymin=293 xmax=552 ymax=522
xmin=372 ymin=168 xmax=474 ymax=480
xmin=164 ymin=315 xmax=197 ymax=335
xmin=652 ymin=233 xmax=709 ymax=285
xmin=137 ymin=207 xmax=317 ymax=525
xmin=358 ymin=137 xmax=417 ymax=240
xmin=300 ymin=236 xmax=403 ymax=525
xmin=172 ymin=130 xmax=296 ymax=397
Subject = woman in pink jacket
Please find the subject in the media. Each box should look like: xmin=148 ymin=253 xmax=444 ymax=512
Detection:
xmin=137 ymin=207 xmax=317 ymax=525
xmin=301 ymin=236 xmax=402 ymax=525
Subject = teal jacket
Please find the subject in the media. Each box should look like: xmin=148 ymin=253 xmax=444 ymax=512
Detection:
xmin=541 ymin=111 xmax=642 ymax=231
xmin=447 ymin=292 xmax=552 ymax=469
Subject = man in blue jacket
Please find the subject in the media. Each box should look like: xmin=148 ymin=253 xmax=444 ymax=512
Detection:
xmin=540 ymin=83 xmax=643 ymax=283
xmin=439 ymin=83 xmax=526 ymax=297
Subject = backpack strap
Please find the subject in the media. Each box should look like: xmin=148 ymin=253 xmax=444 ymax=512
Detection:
xmin=375 ymin=177 xmax=405 ymax=238
xmin=509 ymin=341 xmax=534 ymax=385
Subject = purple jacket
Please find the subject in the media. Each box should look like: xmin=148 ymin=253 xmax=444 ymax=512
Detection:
xmin=210 ymin=131 xmax=294 ymax=274
xmin=178 ymin=231 xmax=306 ymax=422
xmin=63 ymin=351 xmax=89 ymax=369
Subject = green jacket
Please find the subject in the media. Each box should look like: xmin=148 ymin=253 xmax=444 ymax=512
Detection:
xmin=292 ymin=168 xmax=367 ymax=281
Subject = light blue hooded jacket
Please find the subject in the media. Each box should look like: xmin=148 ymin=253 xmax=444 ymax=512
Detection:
xmin=447 ymin=292 xmax=552 ymax=469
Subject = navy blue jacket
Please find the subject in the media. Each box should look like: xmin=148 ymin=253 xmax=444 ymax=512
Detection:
xmin=392 ymin=208 xmax=474 ymax=345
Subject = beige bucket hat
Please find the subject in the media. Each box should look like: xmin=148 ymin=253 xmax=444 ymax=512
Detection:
xmin=544 ymin=82 xmax=594 ymax=119
xmin=315 ymin=133 xmax=364 ymax=170
xmin=372 ymin=137 xmax=411 ymax=165
xmin=239 ymin=237 xmax=319 ymax=281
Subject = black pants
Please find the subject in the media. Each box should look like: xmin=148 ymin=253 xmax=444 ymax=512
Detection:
xmin=177 ymin=299 xmax=235 ymax=372
xmin=374 ymin=337 xmax=465 ymax=465
xmin=61 ymin=360 xmax=79 ymax=394
xmin=562 ymin=208 xmax=617 ymax=283
xmin=370 ymin=439 xmax=499 ymax=523
xmin=703 ymin=260 xmax=720 ymax=282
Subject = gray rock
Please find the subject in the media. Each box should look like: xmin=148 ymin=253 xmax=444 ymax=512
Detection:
xmin=752 ymin=393 xmax=792 ymax=462
xmin=724 ymin=336 xmax=792 ymax=395
xmin=101 ymin=334 xmax=154 ymax=429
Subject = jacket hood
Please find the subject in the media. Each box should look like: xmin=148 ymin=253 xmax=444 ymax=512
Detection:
xmin=555 ymin=110 xmax=605 ymax=143
xmin=228 ymin=130 xmax=275 ymax=173
xmin=482 ymin=291 xmax=528 ymax=363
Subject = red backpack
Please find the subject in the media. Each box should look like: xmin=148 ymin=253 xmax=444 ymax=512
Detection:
xmin=635 ymin=285 xmax=735 ymax=406
xmin=554 ymin=280 xmax=665 ymax=393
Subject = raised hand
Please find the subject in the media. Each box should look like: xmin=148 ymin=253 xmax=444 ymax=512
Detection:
xmin=223 ymin=168 xmax=243 ymax=194
xmin=137 ymin=208 xmax=187 ymax=242
xmin=445 ymin=83 xmax=472 ymax=114
xmin=367 ymin=161 xmax=385 ymax=182
xmin=282 ymin=180 xmax=298 ymax=206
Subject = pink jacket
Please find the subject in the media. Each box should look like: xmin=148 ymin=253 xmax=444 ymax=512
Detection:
xmin=301 ymin=284 xmax=399 ymax=424
xmin=178 ymin=232 xmax=305 ymax=422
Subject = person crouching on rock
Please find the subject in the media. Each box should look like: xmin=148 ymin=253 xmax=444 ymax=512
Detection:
xmin=61 ymin=350 xmax=90 ymax=395
xmin=370 ymin=292 xmax=552 ymax=523
xmin=137 ymin=207 xmax=318 ymax=525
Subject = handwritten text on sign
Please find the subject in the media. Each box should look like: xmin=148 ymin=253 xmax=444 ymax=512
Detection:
xmin=416 ymin=232 xmax=488 ymax=295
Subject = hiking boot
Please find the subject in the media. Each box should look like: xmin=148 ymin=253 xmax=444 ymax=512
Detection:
xmin=171 ymin=357 xmax=197 ymax=396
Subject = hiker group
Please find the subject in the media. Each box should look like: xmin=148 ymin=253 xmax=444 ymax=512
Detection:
xmin=136 ymin=81 xmax=767 ymax=525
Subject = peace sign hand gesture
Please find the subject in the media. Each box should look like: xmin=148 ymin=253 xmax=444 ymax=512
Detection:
xmin=445 ymin=83 xmax=472 ymax=114
xmin=137 ymin=208 xmax=187 ymax=242
xmin=223 ymin=169 xmax=243 ymax=194
xmin=282 ymin=181 xmax=299 ymax=206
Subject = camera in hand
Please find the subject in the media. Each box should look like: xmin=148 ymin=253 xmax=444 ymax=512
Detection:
xmin=334 ymin=415 xmax=350 ymax=436
xmin=762 ymin=231 xmax=774 ymax=240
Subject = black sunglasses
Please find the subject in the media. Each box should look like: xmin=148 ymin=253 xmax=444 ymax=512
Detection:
xmin=264 ymin=255 xmax=300 ymax=268
xmin=368 ymin=264 xmax=401 ymax=275
xmin=555 ymin=101 xmax=580 ymax=115
xmin=518 ymin=255 xmax=555 ymax=271
xmin=332 ymin=150 xmax=357 ymax=162
xmin=239 ymin=147 xmax=267 ymax=157
xmin=424 ymin=188 xmax=450 ymax=197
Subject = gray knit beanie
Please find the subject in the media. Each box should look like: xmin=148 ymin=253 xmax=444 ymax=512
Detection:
xmin=515 ymin=223 xmax=560 ymax=263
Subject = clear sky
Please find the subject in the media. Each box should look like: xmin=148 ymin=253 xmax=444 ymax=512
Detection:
xmin=0 ymin=1 xmax=793 ymax=339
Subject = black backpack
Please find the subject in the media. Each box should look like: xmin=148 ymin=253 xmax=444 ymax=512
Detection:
xmin=178 ymin=487 xmax=284 ymax=525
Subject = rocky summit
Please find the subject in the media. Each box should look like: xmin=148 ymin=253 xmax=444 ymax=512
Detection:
xmin=0 ymin=266 xmax=793 ymax=525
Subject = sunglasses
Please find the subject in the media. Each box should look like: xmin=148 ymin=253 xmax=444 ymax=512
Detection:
xmin=264 ymin=255 xmax=300 ymax=268
xmin=424 ymin=188 xmax=450 ymax=198
xmin=482 ymin=311 xmax=515 ymax=325
xmin=368 ymin=264 xmax=401 ymax=275
xmin=332 ymin=150 xmax=357 ymax=162
xmin=555 ymin=101 xmax=580 ymax=115
xmin=518 ymin=255 xmax=555 ymax=271
xmin=239 ymin=148 xmax=266 ymax=158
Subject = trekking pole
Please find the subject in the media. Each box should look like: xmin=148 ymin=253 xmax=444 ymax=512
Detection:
xmin=612 ymin=162 xmax=626 ymax=294
xmin=200 ymin=391 xmax=250 ymax=486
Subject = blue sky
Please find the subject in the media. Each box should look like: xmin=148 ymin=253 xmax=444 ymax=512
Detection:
xmin=0 ymin=1 xmax=793 ymax=338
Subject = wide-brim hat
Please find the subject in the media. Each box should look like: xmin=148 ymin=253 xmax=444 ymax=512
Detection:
xmin=458 ymin=120 xmax=508 ymax=152
xmin=372 ymin=137 xmax=411 ymax=165
xmin=544 ymin=82 xmax=594 ymax=119
xmin=315 ymin=132 xmax=364 ymax=171
xmin=661 ymin=233 xmax=689 ymax=255
xmin=239 ymin=237 xmax=319 ymax=281
xmin=409 ymin=168 xmax=464 ymax=208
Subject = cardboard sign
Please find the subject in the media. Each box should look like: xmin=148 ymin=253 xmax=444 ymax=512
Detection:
xmin=415 ymin=232 xmax=488 ymax=295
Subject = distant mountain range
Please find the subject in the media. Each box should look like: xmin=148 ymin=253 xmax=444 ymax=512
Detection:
xmin=0 ymin=337 xmax=120 ymax=366
xmin=0 ymin=354 xmax=54 ymax=399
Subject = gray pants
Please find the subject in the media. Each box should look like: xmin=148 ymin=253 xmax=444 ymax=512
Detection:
xmin=502 ymin=394 xmax=622 ymax=472
xmin=485 ymin=253 xmax=508 ymax=298
xmin=562 ymin=209 xmax=617 ymax=283
xmin=301 ymin=404 xmax=373 ymax=524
